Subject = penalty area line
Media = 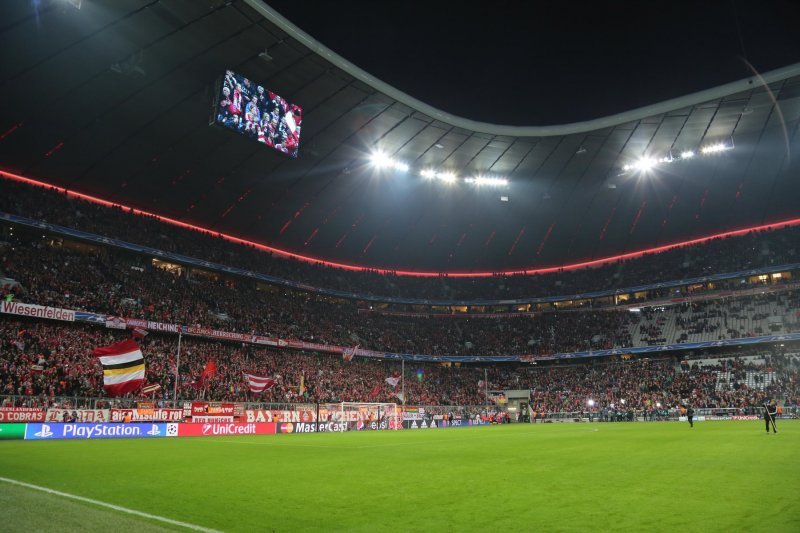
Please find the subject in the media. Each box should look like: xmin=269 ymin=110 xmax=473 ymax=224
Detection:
xmin=0 ymin=477 xmax=221 ymax=533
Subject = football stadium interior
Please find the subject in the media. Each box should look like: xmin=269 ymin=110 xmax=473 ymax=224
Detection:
xmin=0 ymin=1 xmax=799 ymax=531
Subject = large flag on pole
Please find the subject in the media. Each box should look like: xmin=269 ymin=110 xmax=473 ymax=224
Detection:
xmin=93 ymin=338 xmax=146 ymax=397
xmin=385 ymin=376 xmax=400 ymax=388
xmin=245 ymin=373 xmax=276 ymax=393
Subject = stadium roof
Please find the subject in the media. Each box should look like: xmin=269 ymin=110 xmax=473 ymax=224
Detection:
xmin=1 ymin=0 xmax=800 ymax=274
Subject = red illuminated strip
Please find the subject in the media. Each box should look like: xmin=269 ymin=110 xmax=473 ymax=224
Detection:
xmin=3 ymin=168 xmax=800 ymax=278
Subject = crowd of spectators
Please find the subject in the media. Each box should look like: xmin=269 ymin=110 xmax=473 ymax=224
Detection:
xmin=2 ymin=233 xmax=799 ymax=358
xmin=0 ymin=234 xmax=638 ymax=356
xmin=2 ymin=178 xmax=800 ymax=414
xmin=2 ymin=320 xmax=798 ymax=410
xmin=1 ymin=178 xmax=799 ymax=302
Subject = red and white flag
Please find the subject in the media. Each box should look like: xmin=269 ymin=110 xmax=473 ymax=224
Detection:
xmin=93 ymin=338 xmax=146 ymax=397
xmin=342 ymin=345 xmax=359 ymax=362
xmin=141 ymin=383 xmax=162 ymax=395
xmin=385 ymin=376 xmax=400 ymax=388
xmin=245 ymin=373 xmax=276 ymax=393
xmin=201 ymin=360 xmax=218 ymax=380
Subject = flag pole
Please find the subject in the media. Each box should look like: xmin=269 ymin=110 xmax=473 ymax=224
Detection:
xmin=484 ymin=368 xmax=489 ymax=409
xmin=401 ymin=359 xmax=406 ymax=407
xmin=173 ymin=331 xmax=182 ymax=406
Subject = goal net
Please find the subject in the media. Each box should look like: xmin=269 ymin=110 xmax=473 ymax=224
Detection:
xmin=321 ymin=402 xmax=401 ymax=431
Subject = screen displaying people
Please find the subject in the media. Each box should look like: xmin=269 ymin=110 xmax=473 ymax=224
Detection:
xmin=216 ymin=70 xmax=302 ymax=158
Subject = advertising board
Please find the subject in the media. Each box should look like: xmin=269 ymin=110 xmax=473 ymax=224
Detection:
xmin=176 ymin=422 xmax=276 ymax=437
xmin=25 ymin=423 xmax=168 ymax=440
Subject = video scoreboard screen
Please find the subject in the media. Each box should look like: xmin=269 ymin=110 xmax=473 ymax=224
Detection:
xmin=213 ymin=70 xmax=302 ymax=158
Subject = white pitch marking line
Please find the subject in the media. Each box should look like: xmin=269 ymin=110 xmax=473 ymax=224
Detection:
xmin=0 ymin=477 xmax=221 ymax=533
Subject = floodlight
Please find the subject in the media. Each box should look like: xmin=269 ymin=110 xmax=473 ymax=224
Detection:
xmin=370 ymin=152 xmax=393 ymax=168
xmin=700 ymin=142 xmax=727 ymax=154
xmin=420 ymin=169 xmax=436 ymax=179
xmin=437 ymin=171 xmax=457 ymax=183
xmin=474 ymin=176 xmax=509 ymax=186
xmin=680 ymin=150 xmax=695 ymax=159
xmin=635 ymin=157 xmax=656 ymax=171
xmin=393 ymin=161 xmax=409 ymax=172
xmin=624 ymin=157 xmax=657 ymax=173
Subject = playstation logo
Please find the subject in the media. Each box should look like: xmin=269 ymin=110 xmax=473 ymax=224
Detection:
xmin=34 ymin=424 xmax=54 ymax=438
xmin=147 ymin=424 xmax=161 ymax=436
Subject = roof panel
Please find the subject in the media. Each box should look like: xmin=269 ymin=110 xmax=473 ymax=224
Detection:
xmin=0 ymin=1 xmax=798 ymax=273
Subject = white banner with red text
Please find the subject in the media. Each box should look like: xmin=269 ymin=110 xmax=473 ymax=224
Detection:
xmin=45 ymin=409 xmax=110 ymax=423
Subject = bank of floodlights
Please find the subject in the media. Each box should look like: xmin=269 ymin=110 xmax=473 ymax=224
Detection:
xmin=622 ymin=138 xmax=733 ymax=175
xmin=370 ymin=152 xmax=409 ymax=173
xmin=370 ymin=151 xmax=508 ymax=187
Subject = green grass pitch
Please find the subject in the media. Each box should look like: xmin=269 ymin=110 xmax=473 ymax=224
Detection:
xmin=1 ymin=421 xmax=798 ymax=532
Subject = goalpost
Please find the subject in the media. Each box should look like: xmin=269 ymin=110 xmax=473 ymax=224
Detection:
xmin=332 ymin=402 xmax=402 ymax=431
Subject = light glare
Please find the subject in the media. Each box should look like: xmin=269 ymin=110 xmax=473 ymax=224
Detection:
xmin=473 ymin=176 xmax=509 ymax=187
xmin=437 ymin=171 xmax=457 ymax=183
xmin=370 ymin=152 xmax=393 ymax=168
xmin=700 ymin=142 xmax=727 ymax=154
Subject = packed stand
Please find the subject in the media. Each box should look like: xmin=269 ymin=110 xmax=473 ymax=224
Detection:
xmin=2 ymin=319 xmax=798 ymax=412
xmin=2 ymin=179 xmax=800 ymax=301
xmin=2 ymin=234 xmax=799 ymax=358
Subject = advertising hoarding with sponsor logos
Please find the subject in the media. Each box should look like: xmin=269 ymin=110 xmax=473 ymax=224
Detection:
xmin=403 ymin=418 xmax=487 ymax=429
xmin=176 ymin=422 xmax=276 ymax=437
xmin=276 ymin=419 xmax=401 ymax=433
xmin=277 ymin=421 xmax=347 ymax=433
xmin=0 ymin=423 xmax=27 ymax=440
xmin=24 ymin=423 xmax=170 ymax=440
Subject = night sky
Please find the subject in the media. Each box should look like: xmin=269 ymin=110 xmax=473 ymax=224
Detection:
xmin=267 ymin=0 xmax=800 ymax=125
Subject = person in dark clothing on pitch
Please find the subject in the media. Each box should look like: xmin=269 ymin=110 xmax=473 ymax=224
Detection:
xmin=764 ymin=400 xmax=778 ymax=434
xmin=686 ymin=405 xmax=695 ymax=428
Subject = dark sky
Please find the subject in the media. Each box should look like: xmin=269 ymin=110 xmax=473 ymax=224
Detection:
xmin=267 ymin=0 xmax=800 ymax=125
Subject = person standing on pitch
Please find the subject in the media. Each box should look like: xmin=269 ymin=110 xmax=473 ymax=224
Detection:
xmin=764 ymin=400 xmax=778 ymax=434
xmin=686 ymin=405 xmax=695 ymax=428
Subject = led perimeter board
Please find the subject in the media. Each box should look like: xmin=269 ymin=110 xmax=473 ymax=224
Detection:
xmin=213 ymin=70 xmax=302 ymax=158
